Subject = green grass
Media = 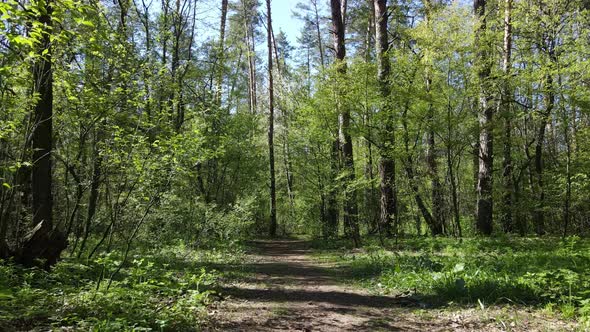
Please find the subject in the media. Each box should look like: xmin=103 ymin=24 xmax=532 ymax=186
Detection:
xmin=0 ymin=243 xmax=246 ymax=331
xmin=311 ymin=235 xmax=590 ymax=326
xmin=2 ymin=236 xmax=589 ymax=330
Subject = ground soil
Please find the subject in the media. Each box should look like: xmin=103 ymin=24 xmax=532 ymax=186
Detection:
xmin=205 ymin=239 xmax=578 ymax=331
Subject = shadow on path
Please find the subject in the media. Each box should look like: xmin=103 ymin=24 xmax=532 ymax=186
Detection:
xmin=207 ymin=239 xmax=580 ymax=331
xmin=219 ymin=286 xmax=418 ymax=309
xmin=208 ymin=239 xmax=423 ymax=331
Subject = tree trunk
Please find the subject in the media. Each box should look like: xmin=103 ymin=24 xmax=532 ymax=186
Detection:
xmin=19 ymin=0 xmax=67 ymax=268
xmin=77 ymin=129 xmax=102 ymax=258
xmin=266 ymin=0 xmax=277 ymax=237
xmin=158 ymin=0 xmax=170 ymax=115
xmin=312 ymin=0 xmax=325 ymax=71
xmin=534 ymin=73 xmax=554 ymax=235
xmin=474 ymin=0 xmax=493 ymax=236
xmin=243 ymin=0 xmax=257 ymax=114
xmin=270 ymin=27 xmax=295 ymax=218
xmin=499 ymin=0 xmax=514 ymax=232
xmin=325 ymin=140 xmax=340 ymax=238
xmin=215 ymin=0 xmax=229 ymax=104
xmin=446 ymin=128 xmax=462 ymax=238
xmin=563 ymin=107 xmax=572 ymax=238
xmin=426 ymin=91 xmax=444 ymax=235
xmin=171 ymin=0 xmax=187 ymax=132
xmin=374 ymin=0 xmax=397 ymax=237
xmin=423 ymin=0 xmax=444 ymax=236
xmin=331 ymin=0 xmax=360 ymax=247
xmin=363 ymin=1 xmax=376 ymax=232
xmin=402 ymin=103 xmax=437 ymax=235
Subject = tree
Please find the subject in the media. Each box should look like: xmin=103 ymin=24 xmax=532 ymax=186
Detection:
xmin=19 ymin=0 xmax=67 ymax=268
xmin=499 ymin=0 xmax=514 ymax=232
xmin=423 ymin=0 xmax=445 ymax=235
xmin=216 ymin=0 xmax=229 ymax=104
xmin=330 ymin=0 xmax=361 ymax=247
xmin=0 ymin=0 xmax=589 ymax=280
xmin=474 ymin=0 xmax=493 ymax=235
xmin=374 ymin=0 xmax=397 ymax=237
xmin=267 ymin=0 xmax=277 ymax=236
xmin=242 ymin=0 xmax=259 ymax=113
xmin=293 ymin=0 xmax=326 ymax=71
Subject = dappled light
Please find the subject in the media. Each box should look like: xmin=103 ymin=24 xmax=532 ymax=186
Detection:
xmin=1 ymin=0 xmax=589 ymax=330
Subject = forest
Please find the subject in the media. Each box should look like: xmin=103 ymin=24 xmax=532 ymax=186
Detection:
xmin=1 ymin=0 xmax=590 ymax=330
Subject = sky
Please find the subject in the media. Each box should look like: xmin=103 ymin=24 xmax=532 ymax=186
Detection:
xmin=271 ymin=0 xmax=306 ymax=46
xmin=189 ymin=0 xmax=308 ymax=52
xmin=269 ymin=0 xmax=472 ymax=47
xmin=191 ymin=0 xmax=473 ymax=50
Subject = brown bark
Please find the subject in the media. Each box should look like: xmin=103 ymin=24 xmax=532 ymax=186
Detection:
xmin=331 ymin=0 xmax=346 ymax=65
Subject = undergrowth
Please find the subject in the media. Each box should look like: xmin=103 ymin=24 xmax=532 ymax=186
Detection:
xmin=0 ymin=243 xmax=246 ymax=331
xmin=312 ymin=236 xmax=590 ymax=327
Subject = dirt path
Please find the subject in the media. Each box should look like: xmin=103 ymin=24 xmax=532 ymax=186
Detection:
xmin=206 ymin=240 xmax=576 ymax=331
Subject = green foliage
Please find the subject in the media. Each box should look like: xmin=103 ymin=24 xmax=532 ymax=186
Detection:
xmin=315 ymin=236 xmax=590 ymax=322
xmin=1 ymin=0 xmax=590 ymax=327
xmin=0 ymin=243 xmax=245 ymax=330
xmin=153 ymin=194 xmax=258 ymax=247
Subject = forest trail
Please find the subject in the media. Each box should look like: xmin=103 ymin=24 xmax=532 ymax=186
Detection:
xmin=206 ymin=239 xmax=457 ymax=331
xmin=207 ymin=239 xmax=419 ymax=331
xmin=206 ymin=240 xmax=578 ymax=331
